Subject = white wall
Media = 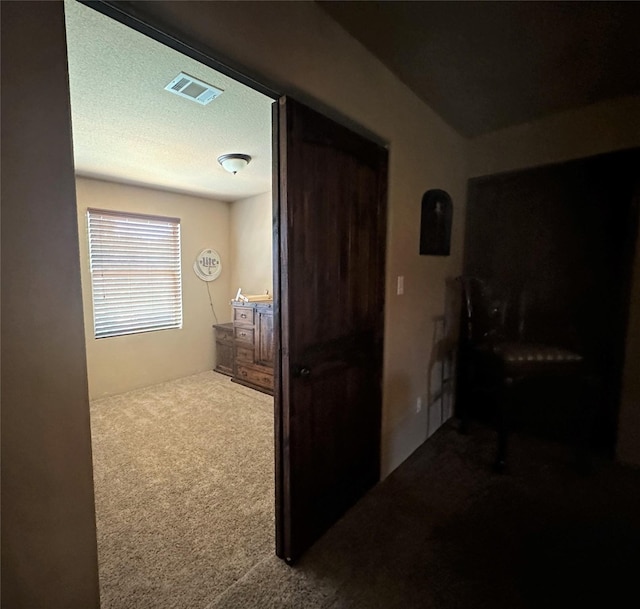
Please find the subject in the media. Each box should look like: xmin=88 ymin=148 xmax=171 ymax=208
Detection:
xmin=230 ymin=191 xmax=273 ymax=296
xmin=76 ymin=177 xmax=232 ymax=398
xmin=468 ymin=96 xmax=640 ymax=467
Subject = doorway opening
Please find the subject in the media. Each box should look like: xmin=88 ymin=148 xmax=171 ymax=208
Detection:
xmin=64 ymin=1 xmax=276 ymax=606
xmin=65 ymin=0 xmax=390 ymax=593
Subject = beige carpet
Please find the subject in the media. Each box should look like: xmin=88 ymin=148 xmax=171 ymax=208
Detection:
xmin=90 ymin=371 xmax=274 ymax=609
xmin=92 ymin=374 xmax=640 ymax=609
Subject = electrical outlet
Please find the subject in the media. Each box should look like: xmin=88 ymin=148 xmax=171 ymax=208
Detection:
xmin=416 ymin=396 xmax=423 ymax=413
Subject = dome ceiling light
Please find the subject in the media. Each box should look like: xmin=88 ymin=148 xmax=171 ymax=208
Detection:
xmin=217 ymin=153 xmax=252 ymax=175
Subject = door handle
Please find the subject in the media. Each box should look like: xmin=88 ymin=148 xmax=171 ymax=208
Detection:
xmin=294 ymin=365 xmax=311 ymax=378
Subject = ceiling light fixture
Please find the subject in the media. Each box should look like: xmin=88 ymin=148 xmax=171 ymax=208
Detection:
xmin=217 ymin=153 xmax=252 ymax=175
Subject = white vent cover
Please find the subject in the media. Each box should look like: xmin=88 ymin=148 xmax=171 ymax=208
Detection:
xmin=164 ymin=72 xmax=223 ymax=105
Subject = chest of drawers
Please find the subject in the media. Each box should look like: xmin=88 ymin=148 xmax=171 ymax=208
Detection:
xmin=229 ymin=301 xmax=274 ymax=395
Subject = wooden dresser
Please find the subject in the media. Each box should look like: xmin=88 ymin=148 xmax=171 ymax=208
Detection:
xmin=228 ymin=301 xmax=274 ymax=395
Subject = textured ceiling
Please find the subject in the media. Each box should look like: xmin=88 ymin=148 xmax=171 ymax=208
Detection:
xmin=64 ymin=0 xmax=273 ymax=202
xmin=319 ymin=1 xmax=640 ymax=137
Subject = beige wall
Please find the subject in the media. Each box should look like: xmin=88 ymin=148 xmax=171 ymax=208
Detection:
xmin=1 ymin=3 xmax=100 ymax=607
xmin=230 ymin=191 xmax=274 ymax=296
xmin=3 ymin=1 xmax=469 ymax=604
xmin=76 ymin=177 xmax=233 ymax=399
xmin=468 ymin=96 xmax=640 ymax=467
xmin=7 ymin=3 xmax=637 ymax=606
xmin=469 ymin=96 xmax=640 ymax=177
xmin=136 ymin=1 xmax=469 ymax=474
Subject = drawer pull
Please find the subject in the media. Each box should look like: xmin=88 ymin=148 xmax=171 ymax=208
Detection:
xmin=240 ymin=332 xmax=246 ymax=337
xmin=240 ymin=313 xmax=247 ymax=319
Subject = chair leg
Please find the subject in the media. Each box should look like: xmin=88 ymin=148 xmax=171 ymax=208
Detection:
xmin=457 ymin=356 xmax=470 ymax=435
xmin=494 ymin=376 xmax=513 ymax=473
xmin=440 ymin=353 xmax=446 ymax=425
xmin=459 ymin=395 xmax=469 ymax=435
xmin=458 ymin=347 xmax=480 ymax=436
xmin=574 ymin=374 xmax=598 ymax=474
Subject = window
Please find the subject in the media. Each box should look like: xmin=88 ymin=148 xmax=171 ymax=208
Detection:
xmin=87 ymin=209 xmax=182 ymax=338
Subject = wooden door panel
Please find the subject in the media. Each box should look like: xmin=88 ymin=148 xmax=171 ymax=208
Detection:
xmin=275 ymin=97 xmax=387 ymax=562
xmin=287 ymin=362 xmax=381 ymax=550
xmin=291 ymin=152 xmax=383 ymax=348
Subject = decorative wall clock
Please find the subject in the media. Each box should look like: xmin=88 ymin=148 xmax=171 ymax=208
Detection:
xmin=193 ymin=248 xmax=222 ymax=281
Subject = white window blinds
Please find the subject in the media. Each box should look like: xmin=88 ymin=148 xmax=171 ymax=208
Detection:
xmin=87 ymin=209 xmax=183 ymax=339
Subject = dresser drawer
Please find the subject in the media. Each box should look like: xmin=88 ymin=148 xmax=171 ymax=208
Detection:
xmin=215 ymin=326 xmax=234 ymax=345
xmin=234 ymin=326 xmax=254 ymax=344
xmin=233 ymin=306 xmax=255 ymax=326
xmin=236 ymin=364 xmax=274 ymax=390
xmin=235 ymin=345 xmax=254 ymax=364
xmin=214 ymin=342 xmax=234 ymax=376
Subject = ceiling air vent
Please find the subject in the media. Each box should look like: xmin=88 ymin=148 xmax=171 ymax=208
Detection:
xmin=164 ymin=72 xmax=223 ymax=105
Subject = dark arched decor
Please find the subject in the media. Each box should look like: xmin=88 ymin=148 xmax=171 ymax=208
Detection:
xmin=420 ymin=189 xmax=453 ymax=256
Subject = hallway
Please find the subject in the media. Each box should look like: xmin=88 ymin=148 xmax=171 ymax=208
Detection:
xmin=206 ymin=421 xmax=640 ymax=609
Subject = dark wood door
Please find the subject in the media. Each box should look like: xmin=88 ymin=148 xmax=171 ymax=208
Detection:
xmin=273 ymin=97 xmax=388 ymax=562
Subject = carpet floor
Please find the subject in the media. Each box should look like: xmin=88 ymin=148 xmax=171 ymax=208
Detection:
xmin=90 ymin=371 xmax=274 ymax=609
xmin=92 ymin=374 xmax=640 ymax=608
xmin=208 ymin=420 xmax=640 ymax=609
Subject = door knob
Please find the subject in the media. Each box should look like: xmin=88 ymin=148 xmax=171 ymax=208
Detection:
xmin=294 ymin=366 xmax=311 ymax=378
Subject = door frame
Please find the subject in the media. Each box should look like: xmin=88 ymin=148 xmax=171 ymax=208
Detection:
xmin=83 ymin=1 xmax=282 ymax=102
xmin=75 ymin=0 xmax=387 ymax=561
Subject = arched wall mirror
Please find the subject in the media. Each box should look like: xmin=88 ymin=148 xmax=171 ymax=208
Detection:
xmin=419 ymin=189 xmax=453 ymax=256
